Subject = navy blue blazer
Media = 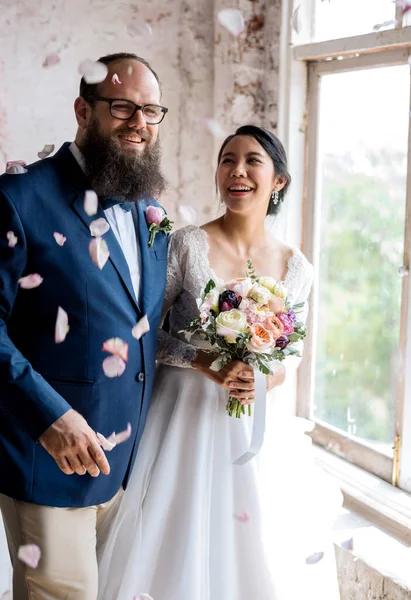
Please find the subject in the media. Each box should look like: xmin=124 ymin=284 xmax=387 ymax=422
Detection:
xmin=0 ymin=143 xmax=168 ymax=507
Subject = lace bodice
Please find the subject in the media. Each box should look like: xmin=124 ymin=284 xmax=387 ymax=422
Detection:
xmin=157 ymin=225 xmax=314 ymax=368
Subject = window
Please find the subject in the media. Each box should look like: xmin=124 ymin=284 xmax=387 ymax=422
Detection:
xmin=292 ymin=1 xmax=411 ymax=493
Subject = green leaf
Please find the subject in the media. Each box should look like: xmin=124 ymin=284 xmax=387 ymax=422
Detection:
xmin=204 ymin=280 xmax=216 ymax=295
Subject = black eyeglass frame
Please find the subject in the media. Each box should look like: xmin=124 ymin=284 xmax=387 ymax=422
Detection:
xmin=86 ymin=95 xmax=169 ymax=124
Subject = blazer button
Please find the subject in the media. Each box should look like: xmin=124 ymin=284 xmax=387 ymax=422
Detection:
xmin=136 ymin=373 xmax=145 ymax=382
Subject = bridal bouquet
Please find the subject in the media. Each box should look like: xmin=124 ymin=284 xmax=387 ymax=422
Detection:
xmin=183 ymin=262 xmax=307 ymax=418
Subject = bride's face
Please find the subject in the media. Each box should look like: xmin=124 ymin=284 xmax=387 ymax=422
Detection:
xmin=216 ymin=135 xmax=277 ymax=215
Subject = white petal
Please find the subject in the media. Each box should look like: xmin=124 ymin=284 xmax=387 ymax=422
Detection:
xmin=84 ymin=190 xmax=98 ymax=216
xmin=217 ymin=9 xmax=245 ymax=36
xmin=1 ymin=590 xmax=12 ymax=600
xmin=127 ymin=21 xmax=153 ymax=37
xmin=178 ymin=205 xmax=197 ymax=225
xmin=102 ymin=337 xmax=128 ymax=362
xmin=131 ymin=315 xmax=150 ymax=340
xmin=7 ymin=231 xmax=18 ymax=247
xmin=43 ymin=54 xmax=60 ymax=68
xmin=89 ymin=237 xmax=110 ymax=270
xmin=37 ymin=144 xmax=55 ymax=159
xmin=108 ymin=422 xmax=132 ymax=445
xmin=6 ymin=164 xmax=27 ymax=175
xmin=78 ymin=59 xmax=109 ymax=84
xmin=127 ymin=66 xmax=133 ymax=76
xmin=53 ymin=232 xmax=67 ymax=246
xmin=111 ymin=73 xmax=121 ymax=85
xmin=17 ymin=544 xmax=41 ymax=569
xmin=96 ymin=431 xmax=116 ymax=451
xmin=18 ymin=274 xmax=43 ymax=289
xmin=291 ymin=5 xmax=302 ymax=34
xmin=200 ymin=118 xmax=225 ymax=138
xmin=55 ymin=307 xmax=69 ymax=344
xmin=102 ymin=355 xmax=126 ymax=378
xmin=89 ymin=218 xmax=110 ymax=237
xmin=134 ymin=594 xmax=154 ymax=600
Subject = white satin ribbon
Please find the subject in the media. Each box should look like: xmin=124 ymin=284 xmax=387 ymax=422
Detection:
xmin=233 ymin=367 xmax=266 ymax=465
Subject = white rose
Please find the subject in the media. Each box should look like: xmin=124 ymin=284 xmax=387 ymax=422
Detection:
xmin=258 ymin=276 xmax=276 ymax=293
xmin=215 ymin=309 xmax=248 ymax=343
xmin=273 ymin=282 xmax=287 ymax=300
xmin=226 ymin=277 xmax=253 ymax=298
xmin=202 ymin=288 xmax=220 ymax=313
xmin=247 ymin=283 xmax=272 ymax=306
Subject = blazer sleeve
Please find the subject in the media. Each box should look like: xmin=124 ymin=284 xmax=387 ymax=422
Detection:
xmin=0 ymin=188 xmax=71 ymax=441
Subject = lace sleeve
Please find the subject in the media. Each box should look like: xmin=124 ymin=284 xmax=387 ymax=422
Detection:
xmin=156 ymin=231 xmax=199 ymax=368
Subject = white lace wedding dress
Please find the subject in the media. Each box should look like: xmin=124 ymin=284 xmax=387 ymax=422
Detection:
xmin=98 ymin=226 xmax=342 ymax=600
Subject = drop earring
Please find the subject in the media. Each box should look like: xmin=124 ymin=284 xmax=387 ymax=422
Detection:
xmin=271 ymin=190 xmax=279 ymax=205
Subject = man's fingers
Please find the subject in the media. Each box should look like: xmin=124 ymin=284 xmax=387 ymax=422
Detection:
xmin=55 ymin=456 xmax=75 ymax=475
xmin=89 ymin=442 xmax=110 ymax=475
xmin=66 ymin=456 xmax=87 ymax=476
xmin=78 ymin=450 xmax=100 ymax=478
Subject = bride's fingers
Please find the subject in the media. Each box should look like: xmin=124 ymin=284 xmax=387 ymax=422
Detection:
xmin=230 ymin=389 xmax=255 ymax=400
xmin=237 ymin=370 xmax=254 ymax=381
xmin=228 ymin=380 xmax=254 ymax=391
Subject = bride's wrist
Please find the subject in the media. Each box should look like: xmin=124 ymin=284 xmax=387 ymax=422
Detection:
xmin=191 ymin=351 xmax=214 ymax=371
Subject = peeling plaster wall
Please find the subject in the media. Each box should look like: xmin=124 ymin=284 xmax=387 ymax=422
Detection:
xmin=0 ymin=0 xmax=282 ymax=227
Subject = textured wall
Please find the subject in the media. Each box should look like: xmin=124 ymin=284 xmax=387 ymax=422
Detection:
xmin=0 ymin=0 xmax=282 ymax=227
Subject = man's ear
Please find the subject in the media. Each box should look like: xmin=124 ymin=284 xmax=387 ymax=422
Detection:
xmin=74 ymin=97 xmax=92 ymax=130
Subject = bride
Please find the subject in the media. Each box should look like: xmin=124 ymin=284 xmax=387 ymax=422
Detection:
xmin=98 ymin=125 xmax=342 ymax=599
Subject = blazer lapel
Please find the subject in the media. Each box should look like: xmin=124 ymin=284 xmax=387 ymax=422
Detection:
xmin=136 ymin=200 xmax=155 ymax=316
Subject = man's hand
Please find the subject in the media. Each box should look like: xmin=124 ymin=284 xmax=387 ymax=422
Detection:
xmin=39 ymin=409 xmax=110 ymax=477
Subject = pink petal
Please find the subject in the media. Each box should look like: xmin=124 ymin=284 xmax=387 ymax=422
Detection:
xmin=78 ymin=59 xmax=108 ymax=84
xmin=127 ymin=21 xmax=153 ymax=37
xmin=1 ymin=591 xmax=12 ymax=600
xmin=233 ymin=510 xmax=250 ymax=523
xmin=291 ymin=5 xmax=302 ymax=34
xmin=18 ymin=274 xmax=43 ymax=289
xmin=102 ymin=355 xmax=126 ymax=378
xmin=111 ymin=73 xmax=122 ymax=85
xmin=43 ymin=54 xmax=60 ymax=68
xmin=108 ymin=422 xmax=132 ymax=445
xmin=132 ymin=315 xmax=150 ymax=340
xmin=6 ymin=160 xmax=26 ymax=168
xmin=217 ymin=9 xmax=245 ymax=36
xmin=17 ymin=544 xmax=41 ymax=569
xmin=127 ymin=66 xmax=134 ymax=76
xmin=200 ymin=118 xmax=225 ymax=138
xmin=84 ymin=190 xmax=98 ymax=216
xmin=96 ymin=431 xmax=116 ymax=451
xmin=89 ymin=237 xmax=110 ymax=270
xmin=5 ymin=160 xmax=27 ymax=174
xmin=134 ymin=595 xmax=154 ymax=600
xmin=53 ymin=232 xmax=67 ymax=246
xmin=7 ymin=231 xmax=18 ymax=247
xmin=55 ymin=306 xmax=69 ymax=344
xmin=102 ymin=337 xmax=129 ymax=362
xmin=89 ymin=218 xmax=110 ymax=237
xmin=37 ymin=144 xmax=55 ymax=159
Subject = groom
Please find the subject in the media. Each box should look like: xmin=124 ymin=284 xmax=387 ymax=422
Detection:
xmin=0 ymin=53 xmax=168 ymax=599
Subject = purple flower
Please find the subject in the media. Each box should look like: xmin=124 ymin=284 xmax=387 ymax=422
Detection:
xmin=288 ymin=310 xmax=297 ymax=323
xmin=275 ymin=335 xmax=290 ymax=350
xmin=277 ymin=313 xmax=295 ymax=335
xmin=219 ymin=290 xmax=242 ymax=312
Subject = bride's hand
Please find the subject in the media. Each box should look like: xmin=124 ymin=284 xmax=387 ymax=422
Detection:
xmin=266 ymin=363 xmax=286 ymax=391
xmin=191 ymin=352 xmax=255 ymax=403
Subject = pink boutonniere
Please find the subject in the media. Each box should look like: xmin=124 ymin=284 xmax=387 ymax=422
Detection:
xmin=145 ymin=206 xmax=173 ymax=248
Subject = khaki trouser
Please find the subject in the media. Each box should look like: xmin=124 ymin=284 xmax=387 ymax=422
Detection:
xmin=0 ymin=488 xmax=123 ymax=600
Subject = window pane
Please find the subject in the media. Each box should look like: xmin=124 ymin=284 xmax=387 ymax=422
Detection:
xmin=314 ymin=0 xmax=396 ymax=42
xmin=313 ymin=65 xmax=410 ymax=456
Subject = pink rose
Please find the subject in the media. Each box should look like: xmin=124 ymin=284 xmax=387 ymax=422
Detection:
xmin=226 ymin=277 xmax=253 ymax=298
xmin=264 ymin=315 xmax=284 ymax=341
xmin=277 ymin=312 xmax=294 ymax=335
xmin=268 ymin=295 xmax=285 ymax=314
xmin=246 ymin=323 xmax=274 ymax=353
xmin=146 ymin=206 xmax=165 ymax=226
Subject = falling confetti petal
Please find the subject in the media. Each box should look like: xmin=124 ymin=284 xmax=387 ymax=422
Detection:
xmin=201 ymin=118 xmax=225 ymax=138
xmin=43 ymin=54 xmax=60 ymax=68
xmin=372 ymin=19 xmax=394 ymax=31
xmin=37 ymin=144 xmax=55 ymax=159
xmin=6 ymin=160 xmax=27 ymax=175
xmin=111 ymin=73 xmax=121 ymax=85
xmin=55 ymin=306 xmax=69 ymax=344
xmin=408 ymin=56 xmax=411 ymax=69
xmin=127 ymin=66 xmax=133 ymax=76
xmin=341 ymin=537 xmax=354 ymax=551
xmin=178 ymin=205 xmax=197 ymax=225
xmin=90 ymin=218 xmax=110 ymax=237
xmin=127 ymin=21 xmax=153 ymax=37
xmin=17 ymin=544 xmax=41 ymax=569
xmin=7 ymin=231 xmax=18 ymax=247
xmin=102 ymin=354 xmax=126 ymax=378
xmin=132 ymin=315 xmax=150 ymax=340
xmin=291 ymin=5 xmax=302 ymax=34
xmin=53 ymin=232 xmax=67 ymax=246
xmin=108 ymin=422 xmax=132 ymax=444
xmin=89 ymin=237 xmax=110 ymax=270
xmin=404 ymin=2 xmax=411 ymax=15
xmin=102 ymin=337 xmax=129 ymax=362
xmin=234 ymin=510 xmax=250 ymax=523
xmin=218 ymin=9 xmax=245 ymax=36
xmin=78 ymin=59 xmax=108 ymax=84
xmin=1 ymin=591 xmax=12 ymax=600
xmin=84 ymin=190 xmax=98 ymax=216
xmin=96 ymin=431 xmax=116 ymax=451
xmin=134 ymin=595 xmax=154 ymax=600
xmin=306 ymin=551 xmax=324 ymax=565
xmin=18 ymin=274 xmax=43 ymax=289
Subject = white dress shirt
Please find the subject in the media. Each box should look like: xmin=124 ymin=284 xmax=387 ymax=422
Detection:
xmin=69 ymin=142 xmax=142 ymax=304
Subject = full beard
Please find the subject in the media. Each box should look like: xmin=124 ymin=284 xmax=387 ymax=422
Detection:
xmin=80 ymin=117 xmax=167 ymax=201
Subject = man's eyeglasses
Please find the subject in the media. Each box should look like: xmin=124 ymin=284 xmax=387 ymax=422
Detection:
xmin=87 ymin=96 xmax=168 ymax=125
